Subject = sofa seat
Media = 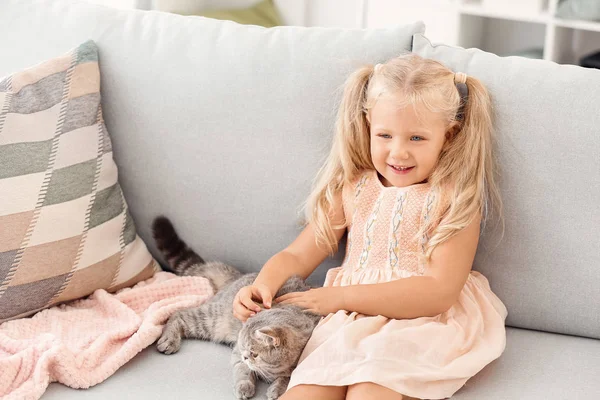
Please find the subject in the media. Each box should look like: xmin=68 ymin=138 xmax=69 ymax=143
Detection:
xmin=43 ymin=327 xmax=600 ymax=399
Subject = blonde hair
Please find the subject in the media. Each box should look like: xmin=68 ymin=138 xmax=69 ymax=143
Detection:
xmin=304 ymin=53 xmax=504 ymax=262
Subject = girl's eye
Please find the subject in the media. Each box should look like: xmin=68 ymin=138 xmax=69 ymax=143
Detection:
xmin=410 ymin=136 xmax=424 ymax=141
xmin=251 ymin=351 xmax=259 ymax=358
xmin=377 ymin=133 xmax=392 ymax=139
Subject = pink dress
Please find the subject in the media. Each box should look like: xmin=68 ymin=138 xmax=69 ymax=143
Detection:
xmin=287 ymin=170 xmax=508 ymax=400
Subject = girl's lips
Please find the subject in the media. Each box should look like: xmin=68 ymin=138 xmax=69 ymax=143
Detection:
xmin=389 ymin=165 xmax=414 ymax=174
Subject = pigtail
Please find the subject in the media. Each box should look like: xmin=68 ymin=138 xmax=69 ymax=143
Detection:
xmin=335 ymin=66 xmax=375 ymax=181
xmin=422 ymin=74 xmax=504 ymax=262
xmin=461 ymin=76 xmax=503 ymax=232
xmin=303 ymin=65 xmax=375 ymax=255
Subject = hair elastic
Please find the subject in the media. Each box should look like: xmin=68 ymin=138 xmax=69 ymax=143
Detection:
xmin=454 ymin=72 xmax=467 ymax=84
xmin=454 ymin=72 xmax=469 ymax=121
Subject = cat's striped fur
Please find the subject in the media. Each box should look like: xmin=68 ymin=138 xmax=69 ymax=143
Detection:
xmin=152 ymin=216 xmax=321 ymax=400
xmin=153 ymin=216 xmax=242 ymax=292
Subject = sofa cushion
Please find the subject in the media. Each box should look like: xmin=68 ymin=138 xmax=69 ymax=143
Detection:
xmin=412 ymin=33 xmax=600 ymax=340
xmin=42 ymin=327 xmax=600 ymax=400
xmin=0 ymin=40 xmax=158 ymax=323
xmin=0 ymin=0 xmax=424 ymax=286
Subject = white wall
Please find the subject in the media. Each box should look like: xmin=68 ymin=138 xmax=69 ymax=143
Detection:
xmin=79 ymin=0 xmax=600 ymax=64
xmin=302 ymin=0 xmax=459 ymax=45
xmin=306 ymin=0 xmax=362 ymax=28
xmin=80 ymin=0 xmax=137 ymax=8
xmin=87 ymin=0 xmax=458 ymax=44
xmin=150 ymin=0 xmax=460 ymax=44
xmin=364 ymin=0 xmax=459 ymax=45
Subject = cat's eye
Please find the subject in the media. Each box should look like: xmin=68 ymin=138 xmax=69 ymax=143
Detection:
xmin=250 ymin=351 xmax=259 ymax=358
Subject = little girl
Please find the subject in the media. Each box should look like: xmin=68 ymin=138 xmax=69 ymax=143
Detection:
xmin=233 ymin=54 xmax=508 ymax=400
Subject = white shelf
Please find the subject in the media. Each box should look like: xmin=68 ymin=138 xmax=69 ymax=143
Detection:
xmin=553 ymin=18 xmax=600 ymax=33
xmin=458 ymin=4 xmax=549 ymax=25
xmin=459 ymin=2 xmax=600 ymax=33
xmin=454 ymin=0 xmax=600 ymax=65
xmin=293 ymin=0 xmax=600 ymax=66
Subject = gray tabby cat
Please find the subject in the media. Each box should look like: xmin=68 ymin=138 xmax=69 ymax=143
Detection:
xmin=152 ymin=216 xmax=321 ymax=400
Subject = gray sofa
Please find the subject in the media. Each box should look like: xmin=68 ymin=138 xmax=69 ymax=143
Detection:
xmin=1 ymin=0 xmax=599 ymax=399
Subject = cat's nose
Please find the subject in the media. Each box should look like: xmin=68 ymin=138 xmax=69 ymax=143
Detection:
xmin=241 ymin=351 xmax=250 ymax=361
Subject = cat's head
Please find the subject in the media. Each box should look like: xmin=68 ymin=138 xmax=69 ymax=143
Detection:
xmin=237 ymin=310 xmax=313 ymax=380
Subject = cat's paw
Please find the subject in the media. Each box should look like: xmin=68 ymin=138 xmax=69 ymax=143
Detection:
xmin=234 ymin=379 xmax=256 ymax=399
xmin=266 ymin=387 xmax=285 ymax=400
xmin=266 ymin=377 xmax=289 ymax=400
xmin=156 ymin=333 xmax=181 ymax=355
xmin=267 ymin=386 xmax=286 ymax=400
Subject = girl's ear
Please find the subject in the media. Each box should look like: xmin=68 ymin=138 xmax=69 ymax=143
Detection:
xmin=445 ymin=123 xmax=461 ymax=142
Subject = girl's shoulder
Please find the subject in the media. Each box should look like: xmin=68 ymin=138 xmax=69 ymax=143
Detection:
xmin=427 ymin=181 xmax=455 ymax=225
xmin=340 ymin=169 xmax=372 ymax=224
xmin=342 ymin=169 xmax=371 ymax=196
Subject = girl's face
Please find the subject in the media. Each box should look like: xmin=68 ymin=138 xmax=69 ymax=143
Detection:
xmin=369 ymin=97 xmax=447 ymax=187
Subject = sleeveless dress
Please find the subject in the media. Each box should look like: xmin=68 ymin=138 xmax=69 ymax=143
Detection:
xmin=287 ymin=170 xmax=508 ymax=400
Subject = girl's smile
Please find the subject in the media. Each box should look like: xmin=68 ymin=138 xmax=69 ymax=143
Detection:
xmin=388 ymin=164 xmax=414 ymax=174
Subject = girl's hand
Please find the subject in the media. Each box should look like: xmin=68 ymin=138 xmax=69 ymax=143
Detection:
xmin=233 ymin=283 xmax=273 ymax=322
xmin=274 ymin=287 xmax=344 ymax=316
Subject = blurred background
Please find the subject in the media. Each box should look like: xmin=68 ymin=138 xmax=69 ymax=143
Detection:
xmin=84 ymin=0 xmax=600 ymax=68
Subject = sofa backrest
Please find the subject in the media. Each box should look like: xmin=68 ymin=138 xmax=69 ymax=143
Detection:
xmin=0 ymin=0 xmax=423 ymax=286
xmin=413 ymin=34 xmax=600 ymax=340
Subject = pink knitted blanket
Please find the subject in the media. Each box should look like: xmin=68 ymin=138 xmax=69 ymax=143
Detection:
xmin=0 ymin=272 xmax=214 ymax=400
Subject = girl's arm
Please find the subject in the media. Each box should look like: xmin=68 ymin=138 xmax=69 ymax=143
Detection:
xmin=340 ymin=213 xmax=481 ymax=319
xmin=234 ymin=193 xmax=345 ymax=322
xmin=253 ymin=192 xmax=347 ymax=301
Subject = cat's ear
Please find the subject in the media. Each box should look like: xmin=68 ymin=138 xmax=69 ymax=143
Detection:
xmin=255 ymin=327 xmax=281 ymax=347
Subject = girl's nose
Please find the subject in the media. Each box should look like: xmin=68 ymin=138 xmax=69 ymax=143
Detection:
xmin=391 ymin=148 xmax=410 ymax=160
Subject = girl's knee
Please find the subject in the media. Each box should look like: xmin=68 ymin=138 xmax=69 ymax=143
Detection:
xmin=280 ymin=384 xmax=347 ymax=400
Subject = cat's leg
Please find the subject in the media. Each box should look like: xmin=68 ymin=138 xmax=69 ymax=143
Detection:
xmin=231 ymin=344 xmax=257 ymax=400
xmin=156 ymin=305 xmax=212 ymax=354
xmin=266 ymin=376 xmax=290 ymax=400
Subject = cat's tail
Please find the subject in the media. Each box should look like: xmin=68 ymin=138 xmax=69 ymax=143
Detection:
xmin=152 ymin=216 xmax=242 ymax=291
xmin=152 ymin=215 xmax=205 ymax=274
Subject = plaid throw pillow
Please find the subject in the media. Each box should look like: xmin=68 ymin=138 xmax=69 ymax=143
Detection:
xmin=0 ymin=41 xmax=158 ymax=322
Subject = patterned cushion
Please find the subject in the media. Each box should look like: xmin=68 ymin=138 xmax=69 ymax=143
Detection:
xmin=0 ymin=41 xmax=159 ymax=323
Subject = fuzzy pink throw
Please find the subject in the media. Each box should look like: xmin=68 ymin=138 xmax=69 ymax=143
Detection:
xmin=0 ymin=272 xmax=214 ymax=400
